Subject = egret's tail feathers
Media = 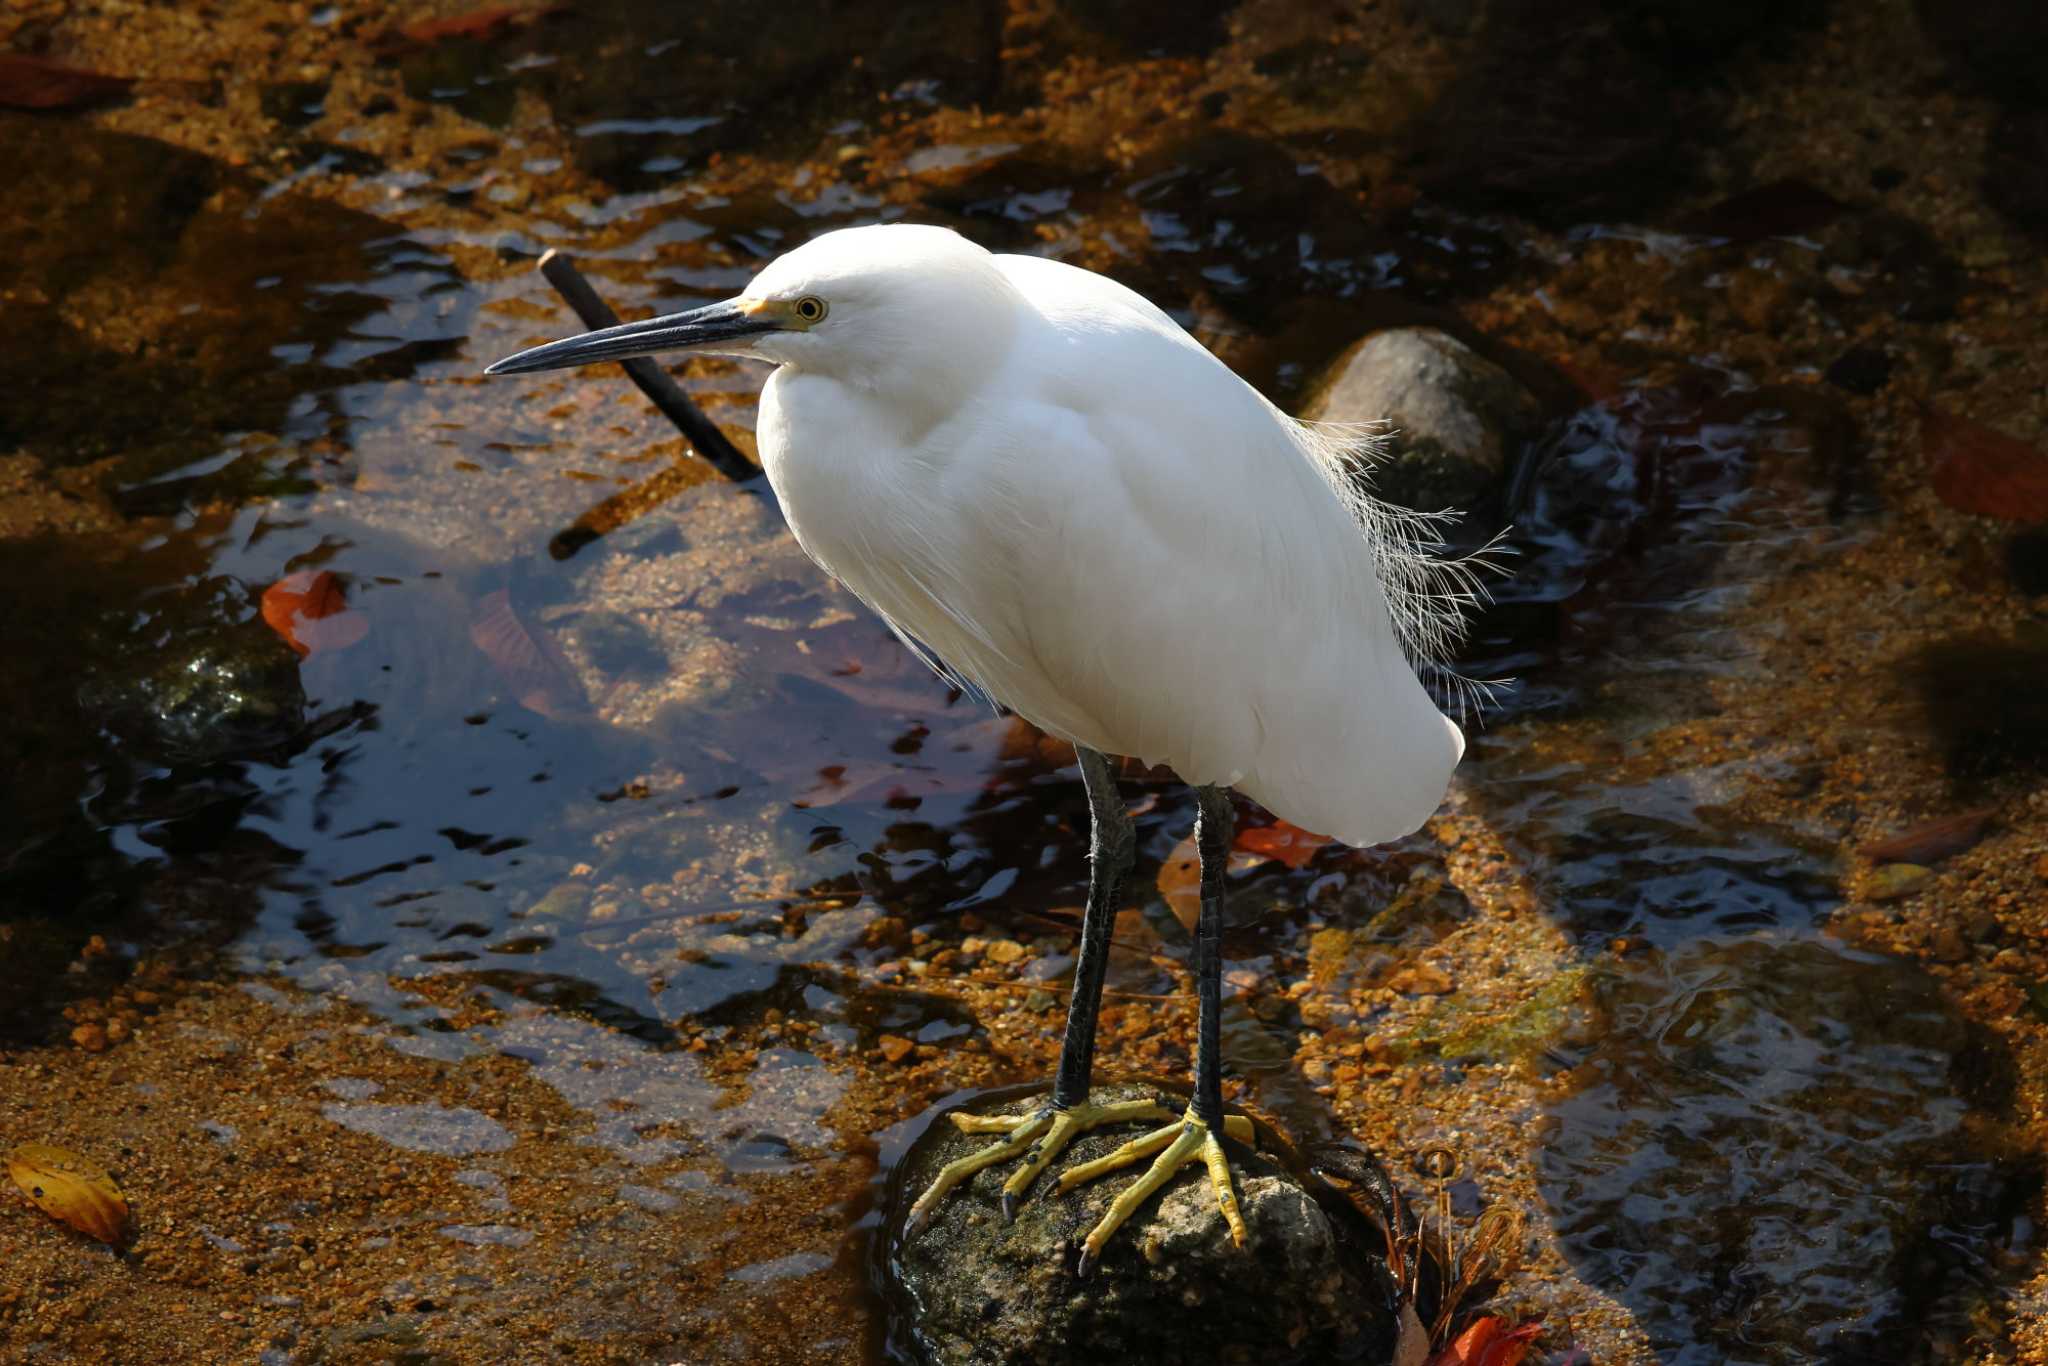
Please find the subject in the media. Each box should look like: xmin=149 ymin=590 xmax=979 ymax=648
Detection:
xmin=1292 ymin=418 xmax=1512 ymax=726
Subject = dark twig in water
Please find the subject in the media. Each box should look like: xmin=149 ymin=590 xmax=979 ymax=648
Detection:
xmin=535 ymin=248 xmax=758 ymax=484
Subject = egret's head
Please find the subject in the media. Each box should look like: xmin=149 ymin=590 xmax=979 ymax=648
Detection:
xmin=486 ymin=224 xmax=1018 ymax=400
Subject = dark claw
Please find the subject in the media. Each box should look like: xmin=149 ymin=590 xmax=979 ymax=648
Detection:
xmin=1001 ymin=1192 xmax=1018 ymax=1222
xmin=1075 ymin=1250 xmax=1095 ymax=1279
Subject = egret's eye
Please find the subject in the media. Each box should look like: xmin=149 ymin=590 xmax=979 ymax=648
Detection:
xmin=793 ymin=295 xmax=828 ymax=324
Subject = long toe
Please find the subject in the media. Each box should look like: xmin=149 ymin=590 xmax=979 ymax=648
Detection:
xmin=1075 ymin=1109 xmax=1253 ymax=1276
xmin=904 ymin=1110 xmax=1051 ymax=1235
xmin=904 ymin=1095 xmax=1179 ymax=1238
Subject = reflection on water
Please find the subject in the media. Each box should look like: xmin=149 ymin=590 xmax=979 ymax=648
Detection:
xmin=3 ymin=1 xmax=2044 ymax=1361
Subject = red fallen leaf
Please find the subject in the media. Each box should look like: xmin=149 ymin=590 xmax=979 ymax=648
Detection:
xmin=262 ymin=570 xmax=369 ymax=659
xmin=0 ymin=54 xmax=133 ymax=111
xmin=1924 ymin=407 xmax=2048 ymax=522
xmin=469 ymin=588 xmax=588 ymax=719
xmin=1234 ymin=819 xmax=1333 ymax=870
xmin=372 ymin=4 xmax=565 ymax=54
xmin=1428 ymin=1315 xmax=1543 ymax=1366
xmin=1863 ymin=806 xmax=1996 ymax=865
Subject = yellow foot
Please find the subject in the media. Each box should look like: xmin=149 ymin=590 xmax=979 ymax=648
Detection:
xmin=906 ymin=1095 xmax=1195 ymax=1234
xmin=1060 ymin=1107 xmax=1254 ymax=1277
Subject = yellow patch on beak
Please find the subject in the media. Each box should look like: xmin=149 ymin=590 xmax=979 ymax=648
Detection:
xmin=738 ymin=296 xmax=826 ymax=329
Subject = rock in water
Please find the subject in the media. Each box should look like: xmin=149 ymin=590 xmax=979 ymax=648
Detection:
xmin=884 ymin=1081 xmax=1393 ymax=1366
xmin=1299 ymin=327 xmax=1538 ymax=515
xmin=76 ymin=585 xmax=309 ymax=767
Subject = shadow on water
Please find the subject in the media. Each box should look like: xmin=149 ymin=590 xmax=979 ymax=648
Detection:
xmin=3 ymin=1 xmax=2044 ymax=1361
xmin=1456 ymin=312 xmax=2041 ymax=1358
xmin=1541 ymin=937 xmax=2035 ymax=1364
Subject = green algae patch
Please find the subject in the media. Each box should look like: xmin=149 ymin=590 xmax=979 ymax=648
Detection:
xmin=1393 ymin=965 xmax=1597 ymax=1064
xmin=1308 ymin=873 xmax=1467 ymax=989
xmin=1307 ymin=926 xmax=1363 ymax=989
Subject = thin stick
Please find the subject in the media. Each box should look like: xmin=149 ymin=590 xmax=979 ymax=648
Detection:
xmin=535 ymin=249 xmax=758 ymax=484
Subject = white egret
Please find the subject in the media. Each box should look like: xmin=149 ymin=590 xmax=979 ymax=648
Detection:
xmin=487 ymin=223 xmax=1483 ymax=1273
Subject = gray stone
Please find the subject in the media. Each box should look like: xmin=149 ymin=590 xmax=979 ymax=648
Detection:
xmin=887 ymin=1082 xmax=1392 ymax=1366
xmin=1298 ymin=327 xmax=1538 ymax=513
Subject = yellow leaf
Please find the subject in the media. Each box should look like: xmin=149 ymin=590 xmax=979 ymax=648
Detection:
xmin=8 ymin=1143 xmax=131 ymax=1245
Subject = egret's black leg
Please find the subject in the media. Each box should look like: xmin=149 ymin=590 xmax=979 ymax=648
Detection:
xmin=1053 ymin=746 xmax=1134 ymax=1108
xmin=1066 ymin=784 xmax=1249 ymax=1274
xmin=1190 ymin=783 xmax=1234 ymax=1128
xmin=905 ymin=748 xmax=1186 ymax=1233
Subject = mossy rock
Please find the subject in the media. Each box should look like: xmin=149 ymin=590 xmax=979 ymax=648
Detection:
xmin=881 ymin=1081 xmax=1395 ymax=1366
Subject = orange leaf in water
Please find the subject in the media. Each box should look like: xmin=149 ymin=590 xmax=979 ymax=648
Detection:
xmin=1428 ymin=1315 xmax=1543 ymax=1366
xmin=1234 ymin=819 xmax=1332 ymax=870
xmin=1924 ymin=408 xmax=2048 ymax=522
xmin=7 ymin=1143 xmax=131 ymax=1245
xmin=262 ymin=570 xmax=369 ymax=658
xmin=0 ymin=55 xmax=132 ymax=110
xmin=1159 ymin=828 xmax=1270 ymax=932
xmin=1158 ymin=833 xmax=1202 ymax=934
xmin=470 ymin=588 xmax=587 ymax=719
xmin=1862 ymin=806 xmax=1996 ymax=865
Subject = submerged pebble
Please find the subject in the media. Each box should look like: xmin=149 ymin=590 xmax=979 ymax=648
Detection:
xmin=320 ymin=1103 xmax=515 ymax=1156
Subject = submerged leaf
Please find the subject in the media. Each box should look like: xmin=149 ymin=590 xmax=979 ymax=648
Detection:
xmin=0 ymin=55 xmax=133 ymax=111
xmin=1234 ymin=819 xmax=1332 ymax=870
xmin=262 ymin=569 xmax=369 ymax=658
xmin=1862 ymin=807 xmax=1996 ymax=864
xmin=469 ymin=589 xmax=588 ymax=719
xmin=372 ymin=4 xmax=566 ymax=54
xmin=1157 ymin=834 xmax=1202 ymax=934
xmin=7 ymin=1143 xmax=131 ymax=1244
xmin=1924 ymin=408 xmax=2048 ymax=522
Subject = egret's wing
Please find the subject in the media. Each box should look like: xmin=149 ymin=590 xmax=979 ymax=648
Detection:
xmin=953 ymin=293 xmax=1461 ymax=845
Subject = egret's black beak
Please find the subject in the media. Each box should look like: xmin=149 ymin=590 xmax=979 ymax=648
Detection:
xmin=485 ymin=298 xmax=776 ymax=375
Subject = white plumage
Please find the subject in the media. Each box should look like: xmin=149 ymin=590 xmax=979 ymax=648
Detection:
xmin=742 ymin=225 xmax=1468 ymax=846
xmin=494 ymin=222 xmax=1479 ymax=846
xmin=487 ymin=220 xmax=1490 ymax=1257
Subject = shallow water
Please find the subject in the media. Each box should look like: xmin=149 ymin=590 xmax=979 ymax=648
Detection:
xmin=3 ymin=3 xmax=2045 ymax=1363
